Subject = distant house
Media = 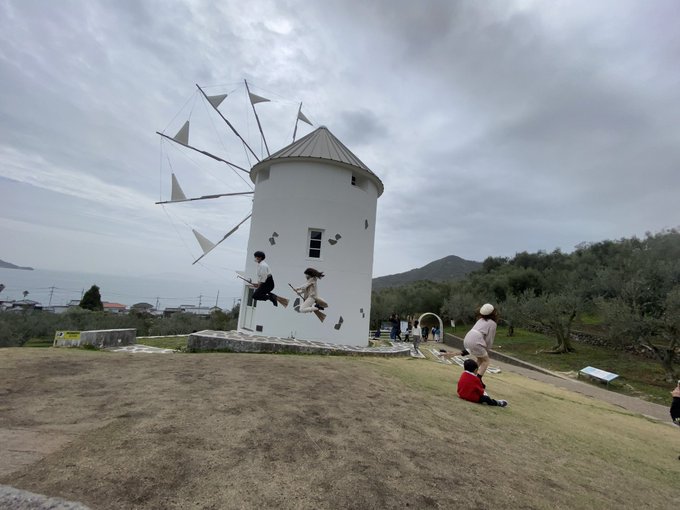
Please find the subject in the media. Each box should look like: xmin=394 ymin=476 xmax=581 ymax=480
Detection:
xmin=163 ymin=305 xmax=220 ymax=317
xmin=181 ymin=306 xmax=220 ymax=317
xmin=43 ymin=305 xmax=70 ymax=314
xmin=130 ymin=302 xmax=155 ymax=313
xmin=67 ymin=300 xmax=81 ymax=308
xmin=103 ymin=302 xmax=127 ymax=314
xmin=1 ymin=299 xmax=43 ymax=312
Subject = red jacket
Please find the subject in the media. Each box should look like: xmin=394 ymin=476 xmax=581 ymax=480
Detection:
xmin=457 ymin=371 xmax=484 ymax=403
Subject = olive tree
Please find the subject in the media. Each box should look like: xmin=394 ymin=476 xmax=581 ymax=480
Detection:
xmin=504 ymin=289 xmax=581 ymax=353
xmin=598 ymin=286 xmax=680 ymax=381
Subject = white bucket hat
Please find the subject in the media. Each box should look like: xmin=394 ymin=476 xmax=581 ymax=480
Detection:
xmin=480 ymin=303 xmax=494 ymax=316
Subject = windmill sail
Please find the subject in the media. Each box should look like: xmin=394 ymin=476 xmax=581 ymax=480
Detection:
xmin=192 ymin=213 xmax=252 ymax=265
xmin=293 ymin=102 xmax=313 ymax=142
xmin=248 ymin=92 xmax=270 ymax=105
xmin=157 ymin=131 xmax=249 ymax=174
xmin=245 ymin=80 xmax=270 ymax=157
xmin=207 ymin=93 xmax=227 ymax=108
xmin=171 ymin=173 xmax=187 ymax=201
xmin=156 ymin=190 xmax=253 ymax=205
xmin=192 ymin=229 xmax=216 ymax=254
xmin=298 ymin=110 xmax=312 ymax=126
xmin=196 ymin=84 xmax=260 ymax=163
xmin=174 ymin=121 xmax=190 ymax=145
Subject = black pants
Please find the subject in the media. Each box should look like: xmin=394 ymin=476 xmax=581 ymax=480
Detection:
xmin=671 ymin=397 xmax=680 ymax=425
xmin=479 ymin=395 xmax=502 ymax=406
xmin=252 ymin=275 xmax=278 ymax=304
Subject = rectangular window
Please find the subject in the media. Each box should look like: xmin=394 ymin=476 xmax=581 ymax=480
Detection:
xmin=308 ymin=229 xmax=323 ymax=259
xmin=351 ymin=172 xmax=367 ymax=191
xmin=258 ymin=168 xmax=270 ymax=183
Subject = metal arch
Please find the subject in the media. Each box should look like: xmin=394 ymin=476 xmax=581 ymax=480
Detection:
xmin=417 ymin=312 xmax=445 ymax=341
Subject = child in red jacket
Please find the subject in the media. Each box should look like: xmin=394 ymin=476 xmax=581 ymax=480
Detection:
xmin=457 ymin=358 xmax=508 ymax=407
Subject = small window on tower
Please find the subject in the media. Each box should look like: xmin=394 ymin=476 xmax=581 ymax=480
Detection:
xmin=308 ymin=229 xmax=323 ymax=259
xmin=258 ymin=168 xmax=270 ymax=183
xmin=351 ymin=172 xmax=367 ymax=191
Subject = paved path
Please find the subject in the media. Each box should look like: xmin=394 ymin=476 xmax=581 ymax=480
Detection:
xmin=489 ymin=357 xmax=671 ymax=422
xmin=108 ymin=344 xmax=175 ymax=354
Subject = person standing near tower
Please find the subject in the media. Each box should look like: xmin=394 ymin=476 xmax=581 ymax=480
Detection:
xmin=251 ymin=251 xmax=288 ymax=307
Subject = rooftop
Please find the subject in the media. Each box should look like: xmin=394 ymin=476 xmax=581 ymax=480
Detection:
xmin=251 ymin=126 xmax=384 ymax=196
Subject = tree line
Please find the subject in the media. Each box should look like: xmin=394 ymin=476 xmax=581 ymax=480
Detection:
xmin=0 ymin=306 xmax=238 ymax=347
xmin=371 ymin=229 xmax=680 ymax=381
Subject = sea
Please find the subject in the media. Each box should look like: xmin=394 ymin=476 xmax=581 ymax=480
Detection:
xmin=0 ymin=267 xmax=243 ymax=310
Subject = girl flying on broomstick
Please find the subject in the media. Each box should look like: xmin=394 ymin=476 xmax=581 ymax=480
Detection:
xmin=293 ymin=268 xmax=328 ymax=313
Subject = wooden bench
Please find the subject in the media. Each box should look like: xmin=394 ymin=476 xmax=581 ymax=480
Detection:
xmin=578 ymin=366 xmax=619 ymax=387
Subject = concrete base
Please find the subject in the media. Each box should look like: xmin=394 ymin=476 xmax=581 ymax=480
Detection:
xmin=189 ymin=330 xmax=411 ymax=357
xmin=0 ymin=484 xmax=90 ymax=510
xmin=54 ymin=329 xmax=136 ymax=348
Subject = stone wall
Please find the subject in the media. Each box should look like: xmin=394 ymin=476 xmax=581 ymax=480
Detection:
xmin=189 ymin=330 xmax=411 ymax=357
xmin=54 ymin=329 xmax=136 ymax=348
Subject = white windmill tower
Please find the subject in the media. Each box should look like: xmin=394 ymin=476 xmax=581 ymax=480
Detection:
xmin=157 ymin=82 xmax=382 ymax=346
xmin=238 ymin=127 xmax=383 ymax=345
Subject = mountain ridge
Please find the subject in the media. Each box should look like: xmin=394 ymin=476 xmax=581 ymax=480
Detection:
xmin=0 ymin=258 xmax=34 ymax=270
xmin=372 ymin=255 xmax=481 ymax=290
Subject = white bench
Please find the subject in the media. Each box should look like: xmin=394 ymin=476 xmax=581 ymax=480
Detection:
xmin=578 ymin=366 xmax=619 ymax=387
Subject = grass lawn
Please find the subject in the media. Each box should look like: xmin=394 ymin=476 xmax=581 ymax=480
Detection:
xmin=22 ymin=338 xmax=55 ymax=348
xmin=445 ymin=325 xmax=674 ymax=405
xmin=2 ymin=349 xmax=678 ymax=509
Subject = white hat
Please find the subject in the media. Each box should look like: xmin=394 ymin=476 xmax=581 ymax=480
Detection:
xmin=480 ymin=303 xmax=494 ymax=316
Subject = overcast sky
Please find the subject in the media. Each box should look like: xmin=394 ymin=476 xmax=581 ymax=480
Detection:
xmin=2 ymin=0 xmax=679 ymax=285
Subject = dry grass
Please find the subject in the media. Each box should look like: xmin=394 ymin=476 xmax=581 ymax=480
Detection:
xmin=0 ymin=348 xmax=678 ymax=509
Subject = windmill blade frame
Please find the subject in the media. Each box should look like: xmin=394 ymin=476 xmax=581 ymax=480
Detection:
xmin=192 ymin=213 xmax=252 ymax=265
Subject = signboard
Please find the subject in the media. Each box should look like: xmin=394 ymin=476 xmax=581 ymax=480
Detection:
xmin=579 ymin=366 xmax=619 ymax=382
xmin=54 ymin=331 xmax=81 ymax=340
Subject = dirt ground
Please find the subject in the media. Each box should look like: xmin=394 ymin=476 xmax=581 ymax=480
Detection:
xmin=1 ymin=348 xmax=678 ymax=510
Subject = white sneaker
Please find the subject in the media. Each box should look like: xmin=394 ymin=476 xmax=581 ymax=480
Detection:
xmin=497 ymin=400 xmax=508 ymax=408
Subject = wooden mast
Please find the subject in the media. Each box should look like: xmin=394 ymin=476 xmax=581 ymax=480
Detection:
xmin=244 ymin=79 xmax=270 ymax=157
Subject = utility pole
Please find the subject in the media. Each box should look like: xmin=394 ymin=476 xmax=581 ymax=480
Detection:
xmin=214 ymin=290 xmax=219 ymax=308
xmin=155 ymin=297 xmax=160 ymax=310
xmin=48 ymin=286 xmax=55 ymax=306
xmin=198 ymin=294 xmax=202 ymax=307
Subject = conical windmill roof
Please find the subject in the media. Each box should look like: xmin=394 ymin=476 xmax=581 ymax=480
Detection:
xmin=250 ymin=126 xmax=384 ymax=196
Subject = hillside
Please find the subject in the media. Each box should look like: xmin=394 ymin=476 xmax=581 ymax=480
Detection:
xmin=372 ymin=254 xmax=481 ymax=290
xmin=2 ymin=350 xmax=677 ymax=509
xmin=0 ymin=258 xmax=33 ymax=270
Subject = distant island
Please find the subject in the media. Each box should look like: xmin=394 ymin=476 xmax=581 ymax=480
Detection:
xmin=0 ymin=258 xmax=34 ymax=270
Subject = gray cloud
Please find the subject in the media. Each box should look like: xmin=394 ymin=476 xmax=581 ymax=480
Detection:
xmin=334 ymin=108 xmax=389 ymax=147
xmin=1 ymin=0 xmax=679 ymax=282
